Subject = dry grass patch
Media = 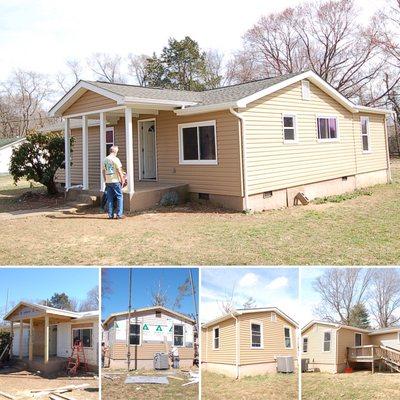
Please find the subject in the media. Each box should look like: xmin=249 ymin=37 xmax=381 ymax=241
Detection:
xmin=202 ymin=371 xmax=298 ymax=400
xmin=302 ymin=371 xmax=400 ymax=400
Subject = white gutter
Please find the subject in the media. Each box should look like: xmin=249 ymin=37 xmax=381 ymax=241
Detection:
xmin=229 ymin=108 xmax=249 ymax=211
xmin=231 ymin=312 xmax=240 ymax=379
xmin=174 ymin=102 xmax=237 ymax=116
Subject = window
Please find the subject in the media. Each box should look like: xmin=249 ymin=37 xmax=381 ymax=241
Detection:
xmin=213 ymin=327 xmax=220 ymax=349
xmin=361 ymin=116 xmax=370 ymax=152
xmin=270 ymin=312 xmax=277 ymax=322
xmin=355 ymin=333 xmax=362 ymax=347
xmin=284 ymin=327 xmax=292 ymax=348
xmin=129 ymin=323 xmax=141 ymax=345
xmin=179 ymin=121 xmax=217 ymax=164
xmin=72 ymin=328 xmax=92 ymax=348
xmin=303 ymin=337 xmax=308 ymax=353
xmin=398 ymin=332 xmax=400 ymax=343
xmin=173 ymin=325 xmax=184 ymax=347
xmin=106 ymin=127 xmax=114 ymax=154
xmin=283 ymin=114 xmax=297 ymax=142
xmin=302 ymin=80 xmax=310 ymax=100
xmin=251 ymin=323 xmax=262 ymax=348
xmin=323 ymin=331 xmax=331 ymax=352
xmin=317 ymin=117 xmax=338 ymax=140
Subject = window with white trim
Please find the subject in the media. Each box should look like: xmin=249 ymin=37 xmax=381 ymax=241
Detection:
xmin=355 ymin=333 xmax=362 ymax=347
xmin=213 ymin=327 xmax=220 ymax=349
xmin=317 ymin=117 xmax=338 ymax=140
xmin=361 ymin=116 xmax=370 ymax=152
xmin=179 ymin=121 xmax=217 ymax=164
xmin=284 ymin=327 xmax=292 ymax=348
xmin=251 ymin=323 xmax=262 ymax=348
xmin=303 ymin=337 xmax=308 ymax=353
xmin=283 ymin=115 xmax=297 ymax=142
xmin=72 ymin=328 xmax=92 ymax=348
xmin=302 ymin=80 xmax=310 ymax=100
xmin=106 ymin=127 xmax=115 ymax=155
xmin=173 ymin=325 xmax=184 ymax=347
xmin=323 ymin=331 xmax=331 ymax=352
xmin=129 ymin=323 xmax=141 ymax=345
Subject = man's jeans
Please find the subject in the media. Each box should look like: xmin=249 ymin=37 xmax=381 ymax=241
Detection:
xmin=106 ymin=182 xmax=123 ymax=218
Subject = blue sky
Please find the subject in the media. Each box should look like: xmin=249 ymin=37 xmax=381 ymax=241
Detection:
xmin=0 ymin=267 xmax=98 ymax=315
xmin=102 ymin=268 xmax=199 ymax=321
xmin=201 ymin=268 xmax=299 ymax=323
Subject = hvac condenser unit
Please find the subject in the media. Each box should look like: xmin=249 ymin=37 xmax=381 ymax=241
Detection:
xmin=301 ymin=358 xmax=309 ymax=373
xmin=153 ymin=352 xmax=169 ymax=370
xmin=276 ymin=356 xmax=295 ymax=373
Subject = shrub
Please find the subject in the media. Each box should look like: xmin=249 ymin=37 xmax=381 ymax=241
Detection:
xmin=159 ymin=191 xmax=179 ymax=206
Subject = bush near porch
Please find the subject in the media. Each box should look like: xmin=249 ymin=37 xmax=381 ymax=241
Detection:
xmin=0 ymin=159 xmax=399 ymax=266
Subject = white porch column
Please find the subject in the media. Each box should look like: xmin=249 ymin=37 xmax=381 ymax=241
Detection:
xmin=82 ymin=115 xmax=89 ymax=190
xmin=100 ymin=112 xmax=107 ymax=191
xmin=64 ymin=118 xmax=71 ymax=189
xmin=19 ymin=319 xmax=23 ymax=359
xmin=125 ymin=107 xmax=135 ymax=195
xmin=29 ymin=318 xmax=33 ymax=361
xmin=44 ymin=315 xmax=49 ymax=364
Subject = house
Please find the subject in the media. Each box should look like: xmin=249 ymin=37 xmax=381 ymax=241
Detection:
xmin=0 ymin=137 xmax=25 ymax=174
xmin=201 ymin=307 xmax=298 ymax=378
xmin=3 ymin=301 xmax=99 ymax=374
xmin=48 ymin=70 xmax=392 ymax=212
xmin=102 ymin=306 xmax=196 ymax=369
xmin=301 ymin=321 xmax=400 ymax=373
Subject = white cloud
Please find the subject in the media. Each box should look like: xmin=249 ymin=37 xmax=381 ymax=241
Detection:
xmin=266 ymin=276 xmax=289 ymax=290
xmin=239 ymin=272 xmax=259 ymax=287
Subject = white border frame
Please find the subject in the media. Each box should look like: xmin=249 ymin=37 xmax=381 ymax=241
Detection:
xmin=284 ymin=325 xmax=293 ymax=349
xmin=323 ymin=330 xmax=332 ymax=352
xmin=172 ymin=323 xmax=185 ymax=348
xmin=178 ymin=120 xmax=218 ymax=165
xmin=212 ymin=325 xmax=220 ymax=350
xmin=137 ymin=118 xmax=158 ymax=181
xmin=282 ymin=113 xmax=298 ymax=144
xmin=316 ymin=115 xmax=340 ymax=142
xmin=250 ymin=320 xmax=264 ymax=349
xmin=360 ymin=116 xmax=371 ymax=154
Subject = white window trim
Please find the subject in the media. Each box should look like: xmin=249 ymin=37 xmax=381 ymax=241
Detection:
xmin=316 ymin=115 xmax=340 ymax=142
xmin=323 ymin=330 xmax=332 ymax=352
xmin=129 ymin=322 xmax=142 ymax=347
xmin=173 ymin=324 xmax=185 ymax=348
xmin=106 ymin=127 xmax=115 ymax=146
xmin=302 ymin=80 xmax=311 ymax=100
xmin=72 ymin=327 xmax=93 ymax=349
xmin=213 ymin=326 xmax=220 ymax=350
xmin=360 ymin=116 xmax=371 ymax=154
xmin=250 ymin=320 xmax=264 ymax=349
xmin=284 ymin=326 xmax=293 ymax=349
xmin=282 ymin=113 xmax=298 ymax=144
xmin=302 ymin=336 xmax=309 ymax=353
xmin=178 ymin=120 xmax=218 ymax=165
xmin=355 ymin=332 xmax=363 ymax=347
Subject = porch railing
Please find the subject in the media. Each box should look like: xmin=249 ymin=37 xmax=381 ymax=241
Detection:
xmin=347 ymin=345 xmax=379 ymax=360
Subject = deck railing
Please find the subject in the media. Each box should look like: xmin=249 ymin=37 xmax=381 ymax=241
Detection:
xmin=347 ymin=345 xmax=379 ymax=360
xmin=376 ymin=345 xmax=400 ymax=366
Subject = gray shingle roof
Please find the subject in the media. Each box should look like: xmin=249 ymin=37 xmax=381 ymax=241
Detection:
xmin=86 ymin=72 xmax=303 ymax=108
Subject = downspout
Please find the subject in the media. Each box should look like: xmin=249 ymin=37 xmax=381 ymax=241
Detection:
xmin=231 ymin=312 xmax=240 ymax=379
xmin=229 ymin=108 xmax=249 ymax=211
xmin=383 ymin=114 xmax=392 ymax=183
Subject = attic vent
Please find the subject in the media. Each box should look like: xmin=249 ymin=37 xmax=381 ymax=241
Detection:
xmin=302 ymin=80 xmax=310 ymax=100
xmin=198 ymin=193 xmax=210 ymax=201
xmin=156 ymin=311 xmax=161 ymax=318
xmin=270 ymin=312 xmax=277 ymax=322
xmin=342 ymin=176 xmax=348 ymax=181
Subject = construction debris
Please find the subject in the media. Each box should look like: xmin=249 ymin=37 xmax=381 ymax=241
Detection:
xmin=124 ymin=376 xmax=169 ymax=385
xmin=182 ymin=371 xmax=199 ymax=387
xmin=0 ymin=391 xmax=16 ymax=400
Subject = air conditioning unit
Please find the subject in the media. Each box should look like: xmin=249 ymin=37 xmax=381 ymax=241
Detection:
xmin=153 ymin=352 xmax=169 ymax=370
xmin=276 ymin=356 xmax=294 ymax=373
xmin=301 ymin=358 xmax=309 ymax=372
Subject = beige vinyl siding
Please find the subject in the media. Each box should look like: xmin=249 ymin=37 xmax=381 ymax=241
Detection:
xmin=202 ymin=319 xmax=236 ymax=365
xmin=369 ymin=332 xmax=400 ymax=350
xmin=242 ymin=80 xmax=387 ymax=195
xmin=239 ymin=312 xmax=296 ymax=365
xmin=337 ymin=328 xmax=371 ymax=366
xmin=63 ymin=91 xmax=117 ymax=116
xmin=302 ymin=324 xmax=337 ymax=368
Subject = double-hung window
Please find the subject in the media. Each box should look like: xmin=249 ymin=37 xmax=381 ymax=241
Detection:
xmin=106 ymin=127 xmax=115 ymax=155
xmin=213 ymin=327 xmax=220 ymax=349
xmin=323 ymin=331 xmax=331 ymax=352
xmin=129 ymin=323 xmax=141 ymax=345
xmin=251 ymin=323 xmax=262 ymax=348
xmin=72 ymin=328 xmax=92 ymax=348
xmin=284 ymin=327 xmax=292 ymax=348
xmin=317 ymin=116 xmax=338 ymax=140
xmin=283 ymin=114 xmax=297 ymax=142
xmin=303 ymin=337 xmax=308 ymax=353
xmin=179 ymin=121 xmax=217 ymax=165
xmin=173 ymin=325 xmax=184 ymax=347
xmin=360 ymin=116 xmax=370 ymax=152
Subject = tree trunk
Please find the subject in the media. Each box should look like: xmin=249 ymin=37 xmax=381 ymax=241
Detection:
xmin=46 ymin=180 xmax=58 ymax=195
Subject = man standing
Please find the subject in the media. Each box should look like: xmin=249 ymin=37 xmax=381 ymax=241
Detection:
xmin=170 ymin=345 xmax=180 ymax=369
xmin=102 ymin=145 xmax=124 ymax=219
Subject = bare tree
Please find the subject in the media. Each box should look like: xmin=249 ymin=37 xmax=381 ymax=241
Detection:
xmin=203 ymin=50 xmax=224 ymax=88
xmin=127 ymin=54 xmax=149 ymax=86
xmin=87 ymin=53 xmax=125 ymax=83
xmin=56 ymin=59 xmax=83 ymax=93
xmin=218 ymin=285 xmax=236 ymax=315
xmin=369 ymin=269 xmax=400 ymax=327
xmin=79 ymin=286 xmax=99 ymax=312
xmin=313 ymin=268 xmax=373 ymax=325
xmin=242 ymin=296 xmax=257 ymax=309
xmin=151 ymin=280 xmax=168 ymax=307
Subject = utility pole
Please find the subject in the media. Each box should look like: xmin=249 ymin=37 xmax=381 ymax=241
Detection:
xmin=189 ymin=270 xmax=198 ymax=328
xmin=127 ymin=269 xmax=132 ymax=372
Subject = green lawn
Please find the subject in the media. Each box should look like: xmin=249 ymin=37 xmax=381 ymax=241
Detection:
xmin=0 ymin=161 xmax=399 ymax=265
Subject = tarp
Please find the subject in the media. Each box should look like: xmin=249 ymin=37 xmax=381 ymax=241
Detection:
xmin=124 ymin=376 xmax=169 ymax=385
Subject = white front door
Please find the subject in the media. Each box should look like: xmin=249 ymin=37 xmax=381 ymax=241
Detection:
xmin=140 ymin=120 xmax=157 ymax=180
